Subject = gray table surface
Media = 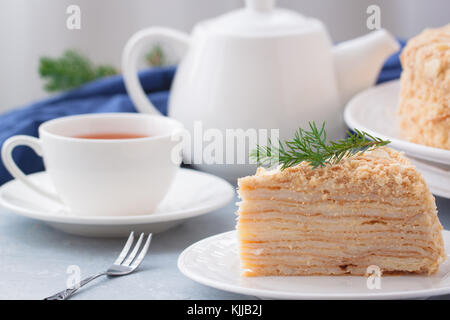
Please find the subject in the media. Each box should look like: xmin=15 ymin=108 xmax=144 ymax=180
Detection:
xmin=1 ymin=187 xmax=449 ymax=300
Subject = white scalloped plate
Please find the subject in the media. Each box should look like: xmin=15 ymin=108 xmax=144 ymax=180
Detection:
xmin=0 ymin=169 xmax=234 ymax=237
xmin=178 ymin=230 xmax=450 ymax=300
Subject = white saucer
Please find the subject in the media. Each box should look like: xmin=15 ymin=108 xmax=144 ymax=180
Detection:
xmin=344 ymin=80 xmax=450 ymax=199
xmin=0 ymin=169 xmax=234 ymax=237
xmin=178 ymin=230 xmax=450 ymax=300
xmin=344 ymin=80 xmax=450 ymax=165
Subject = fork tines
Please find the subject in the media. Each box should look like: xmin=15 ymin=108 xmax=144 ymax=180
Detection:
xmin=114 ymin=232 xmax=152 ymax=269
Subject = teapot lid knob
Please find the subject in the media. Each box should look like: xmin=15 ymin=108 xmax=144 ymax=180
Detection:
xmin=245 ymin=0 xmax=276 ymax=12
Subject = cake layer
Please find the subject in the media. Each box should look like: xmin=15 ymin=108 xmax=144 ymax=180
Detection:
xmin=238 ymin=200 xmax=429 ymax=221
xmin=238 ymin=188 xmax=430 ymax=207
xmin=239 ymin=232 xmax=442 ymax=254
xmin=239 ymin=222 xmax=439 ymax=238
xmin=241 ymin=254 xmax=439 ymax=276
xmin=239 ymin=236 xmax=442 ymax=255
xmin=240 ymin=246 xmax=438 ymax=261
xmin=240 ymin=211 xmax=433 ymax=226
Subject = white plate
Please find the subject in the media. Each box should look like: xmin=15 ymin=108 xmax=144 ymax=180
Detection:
xmin=344 ymin=80 xmax=450 ymax=166
xmin=178 ymin=230 xmax=450 ymax=300
xmin=0 ymin=169 xmax=234 ymax=237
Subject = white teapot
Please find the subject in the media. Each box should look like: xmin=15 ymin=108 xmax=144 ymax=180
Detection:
xmin=122 ymin=0 xmax=399 ymax=181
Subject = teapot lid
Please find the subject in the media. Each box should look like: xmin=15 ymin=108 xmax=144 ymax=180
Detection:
xmin=197 ymin=0 xmax=315 ymax=36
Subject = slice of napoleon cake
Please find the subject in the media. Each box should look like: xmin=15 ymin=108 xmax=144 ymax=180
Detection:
xmin=237 ymin=147 xmax=445 ymax=276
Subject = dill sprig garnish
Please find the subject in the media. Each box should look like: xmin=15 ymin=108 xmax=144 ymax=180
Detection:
xmin=250 ymin=122 xmax=390 ymax=170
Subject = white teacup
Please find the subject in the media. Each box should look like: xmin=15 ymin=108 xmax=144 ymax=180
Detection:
xmin=1 ymin=113 xmax=183 ymax=216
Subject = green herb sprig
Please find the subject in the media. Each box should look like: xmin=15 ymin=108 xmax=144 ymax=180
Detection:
xmin=39 ymin=50 xmax=117 ymax=92
xmin=39 ymin=45 xmax=168 ymax=93
xmin=250 ymin=122 xmax=390 ymax=170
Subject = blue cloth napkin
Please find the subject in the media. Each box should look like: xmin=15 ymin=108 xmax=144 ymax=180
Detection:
xmin=0 ymin=41 xmax=406 ymax=185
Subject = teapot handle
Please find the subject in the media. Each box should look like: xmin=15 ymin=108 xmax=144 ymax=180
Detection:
xmin=122 ymin=27 xmax=190 ymax=115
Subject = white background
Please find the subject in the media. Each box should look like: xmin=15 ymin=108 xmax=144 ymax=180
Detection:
xmin=0 ymin=0 xmax=448 ymax=113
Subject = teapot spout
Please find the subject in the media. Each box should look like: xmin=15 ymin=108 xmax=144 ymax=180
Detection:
xmin=333 ymin=29 xmax=400 ymax=104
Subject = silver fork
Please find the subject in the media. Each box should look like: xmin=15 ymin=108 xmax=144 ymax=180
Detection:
xmin=44 ymin=232 xmax=152 ymax=300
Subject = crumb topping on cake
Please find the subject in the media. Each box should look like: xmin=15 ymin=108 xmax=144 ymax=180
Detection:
xmin=241 ymin=147 xmax=430 ymax=200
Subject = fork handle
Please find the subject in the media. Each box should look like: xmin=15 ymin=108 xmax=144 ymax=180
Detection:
xmin=44 ymin=272 xmax=106 ymax=300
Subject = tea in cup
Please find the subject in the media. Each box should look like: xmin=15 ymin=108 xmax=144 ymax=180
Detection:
xmin=1 ymin=113 xmax=183 ymax=216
